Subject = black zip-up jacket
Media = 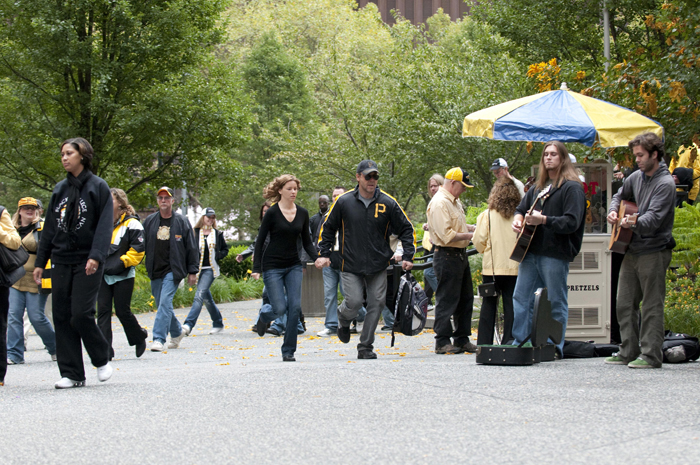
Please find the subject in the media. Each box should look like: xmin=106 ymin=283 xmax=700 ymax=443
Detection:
xmin=143 ymin=211 xmax=199 ymax=281
xmin=36 ymin=174 xmax=113 ymax=268
xmin=318 ymin=186 xmax=416 ymax=275
xmin=515 ymin=179 xmax=586 ymax=262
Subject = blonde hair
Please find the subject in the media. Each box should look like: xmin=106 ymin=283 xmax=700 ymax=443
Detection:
xmin=110 ymin=188 xmax=136 ymax=217
xmin=537 ymin=141 xmax=582 ymax=190
xmin=263 ymin=174 xmax=301 ymax=203
xmin=12 ymin=208 xmax=40 ymax=229
xmin=427 ymin=174 xmax=444 ymax=192
xmin=194 ymin=214 xmax=217 ymax=230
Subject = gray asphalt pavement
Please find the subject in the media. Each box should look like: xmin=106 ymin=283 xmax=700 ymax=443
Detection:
xmin=2 ymin=299 xmax=699 ymax=464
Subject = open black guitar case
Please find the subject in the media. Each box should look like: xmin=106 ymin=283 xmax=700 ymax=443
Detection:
xmin=476 ymin=288 xmax=562 ymax=366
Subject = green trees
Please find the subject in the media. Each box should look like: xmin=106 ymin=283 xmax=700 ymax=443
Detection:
xmin=0 ymin=0 xmax=249 ymax=206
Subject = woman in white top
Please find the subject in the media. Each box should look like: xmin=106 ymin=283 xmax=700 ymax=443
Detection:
xmin=182 ymin=208 xmax=229 ymax=336
xmin=473 ymin=178 xmax=521 ymax=345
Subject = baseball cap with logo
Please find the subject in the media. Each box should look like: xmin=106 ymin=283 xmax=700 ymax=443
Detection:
xmin=356 ymin=159 xmax=379 ymax=175
xmin=490 ymin=158 xmax=508 ymax=171
xmin=157 ymin=186 xmax=173 ymax=197
xmin=445 ymin=167 xmax=474 ymax=188
xmin=204 ymin=207 xmax=216 ymax=217
xmin=17 ymin=197 xmax=39 ymax=208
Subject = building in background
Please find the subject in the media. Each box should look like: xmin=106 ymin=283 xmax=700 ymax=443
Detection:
xmin=357 ymin=0 xmax=471 ymax=25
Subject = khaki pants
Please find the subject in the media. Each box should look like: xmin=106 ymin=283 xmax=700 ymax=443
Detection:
xmin=616 ymin=249 xmax=672 ymax=367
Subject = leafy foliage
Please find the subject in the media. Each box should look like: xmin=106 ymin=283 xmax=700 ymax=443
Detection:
xmin=0 ymin=0 xmax=250 ymax=209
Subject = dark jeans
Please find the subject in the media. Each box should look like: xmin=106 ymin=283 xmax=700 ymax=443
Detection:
xmin=0 ymin=286 xmax=9 ymax=383
xmin=97 ymin=277 xmax=147 ymax=356
xmin=260 ymin=265 xmax=303 ymax=357
xmin=477 ymin=275 xmax=517 ymax=345
xmin=433 ymin=248 xmax=474 ymax=348
xmin=53 ymin=262 xmax=109 ymax=381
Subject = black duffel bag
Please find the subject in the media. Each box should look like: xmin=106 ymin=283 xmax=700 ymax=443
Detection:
xmin=663 ymin=331 xmax=700 ymax=363
xmin=0 ymin=206 xmax=29 ymax=273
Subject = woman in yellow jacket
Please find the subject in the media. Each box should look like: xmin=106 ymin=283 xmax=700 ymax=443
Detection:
xmin=472 ymin=178 xmax=521 ymax=345
xmin=97 ymin=188 xmax=148 ymax=360
xmin=6 ymin=197 xmax=56 ymax=365
xmin=0 ymin=204 xmax=22 ymax=386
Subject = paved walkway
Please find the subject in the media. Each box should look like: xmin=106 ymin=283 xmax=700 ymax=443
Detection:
xmin=2 ymin=299 xmax=699 ymax=464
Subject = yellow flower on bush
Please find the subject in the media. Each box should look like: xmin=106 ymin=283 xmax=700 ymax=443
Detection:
xmin=247 ymin=270 xmax=252 ymax=274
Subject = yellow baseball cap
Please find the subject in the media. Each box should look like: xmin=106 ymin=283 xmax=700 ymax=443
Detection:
xmin=17 ymin=197 xmax=39 ymax=208
xmin=445 ymin=167 xmax=474 ymax=188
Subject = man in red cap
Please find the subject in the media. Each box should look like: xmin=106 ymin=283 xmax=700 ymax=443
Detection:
xmin=142 ymin=187 xmax=199 ymax=351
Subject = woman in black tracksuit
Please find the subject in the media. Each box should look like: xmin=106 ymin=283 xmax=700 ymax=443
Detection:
xmin=34 ymin=137 xmax=114 ymax=389
xmin=97 ymin=188 xmax=148 ymax=360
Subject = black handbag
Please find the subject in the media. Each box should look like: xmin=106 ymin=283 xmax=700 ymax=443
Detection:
xmin=478 ymin=211 xmax=499 ymax=298
xmin=0 ymin=206 xmax=30 ymax=273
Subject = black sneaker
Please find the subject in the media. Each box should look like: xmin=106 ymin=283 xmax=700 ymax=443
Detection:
xmin=256 ymin=320 xmax=267 ymax=337
xmin=337 ymin=325 xmax=351 ymax=343
xmin=358 ymin=349 xmax=377 ymax=360
xmin=266 ymin=328 xmax=281 ymax=336
xmin=282 ymin=355 xmax=296 ymax=362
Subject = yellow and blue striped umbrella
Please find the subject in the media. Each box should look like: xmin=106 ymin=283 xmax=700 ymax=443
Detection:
xmin=463 ymin=84 xmax=663 ymax=148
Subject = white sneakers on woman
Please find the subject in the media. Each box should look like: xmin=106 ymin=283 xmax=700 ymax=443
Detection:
xmin=54 ymin=362 xmax=112 ymax=389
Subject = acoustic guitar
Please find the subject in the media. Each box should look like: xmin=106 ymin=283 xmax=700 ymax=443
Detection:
xmin=608 ymin=200 xmax=638 ymax=254
xmin=510 ymin=184 xmax=553 ymax=263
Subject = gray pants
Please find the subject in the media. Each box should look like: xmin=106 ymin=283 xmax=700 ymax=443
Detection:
xmin=616 ymin=249 xmax=671 ymax=367
xmin=339 ymin=270 xmax=387 ymax=352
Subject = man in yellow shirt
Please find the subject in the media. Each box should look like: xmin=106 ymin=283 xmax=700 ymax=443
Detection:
xmin=426 ymin=167 xmax=477 ymax=354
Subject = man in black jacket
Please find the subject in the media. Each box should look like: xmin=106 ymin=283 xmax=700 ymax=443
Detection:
xmin=315 ymin=160 xmax=415 ymax=359
xmin=143 ymin=187 xmax=199 ymax=352
xmin=510 ymin=142 xmax=586 ymax=358
xmin=309 ymin=195 xmax=329 ymax=239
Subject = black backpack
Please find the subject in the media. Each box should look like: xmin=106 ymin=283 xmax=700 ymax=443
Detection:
xmin=662 ymin=331 xmax=700 ymax=363
xmin=391 ymin=271 xmax=428 ymax=347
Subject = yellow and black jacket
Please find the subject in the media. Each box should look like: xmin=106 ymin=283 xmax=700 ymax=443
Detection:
xmin=318 ymin=186 xmax=415 ymax=275
xmin=104 ymin=213 xmax=145 ymax=277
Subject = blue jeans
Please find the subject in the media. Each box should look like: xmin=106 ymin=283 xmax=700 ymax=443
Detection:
xmin=382 ymin=306 xmax=395 ymax=327
xmin=255 ymin=287 xmax=302 ymax=333
xmin=151 ymin=272 xmax=183 ymax=344
xmin=259 ymin=265 xmax=303 ymax=357
xmin=7 ymin=289 xmax=55 ymax=362
xmin=184 ymin=269 xmax=223 ymax=330
xmin=423 ymin=256 xmax=437 ymax=292
xmin=323 ymin=267 xmax=341 ymax=330
xmin=511 ymin=254 xmax=570 ymax=355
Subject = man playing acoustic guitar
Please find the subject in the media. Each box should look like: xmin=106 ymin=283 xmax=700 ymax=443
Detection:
xmin=510 ymin=141 xmax=586 ymax=358
xmin=606 ymin=133 xmax=675 ymax=369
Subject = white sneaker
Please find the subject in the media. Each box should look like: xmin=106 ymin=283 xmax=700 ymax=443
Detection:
xmin=209 ymin=327 xmax=223 ymax=334
xmin=317 ymin=328 xmax=337 ymax=337
xmin=356 ymin=322 xmax=364 ymax=333
xmin=168 ymin=332 xmax=186 ymax=349
xmin=55 ymin=377 xmax=85 ymax=389
xmin=181 ymin=324 xmax=191 ymax=336
xmin=150 ymin=341 xmax=164 ymax=352
xmin=96 ymin=363 xmax=113 ymax=382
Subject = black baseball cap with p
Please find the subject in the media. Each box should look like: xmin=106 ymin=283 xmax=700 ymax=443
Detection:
xmin=445 ymin=167 xmax=474 ymax=188
xmin=204 ymin=207 xmax=216 ymax=217
xmin=157 ymin=186 xmax=173 ymax=197
xmin=356 ymin=159 xmax=379 ymax=175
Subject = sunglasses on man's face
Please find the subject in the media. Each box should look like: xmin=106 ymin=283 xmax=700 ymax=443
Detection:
xmin=364 ymin=173 xmax=379 ymax=181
